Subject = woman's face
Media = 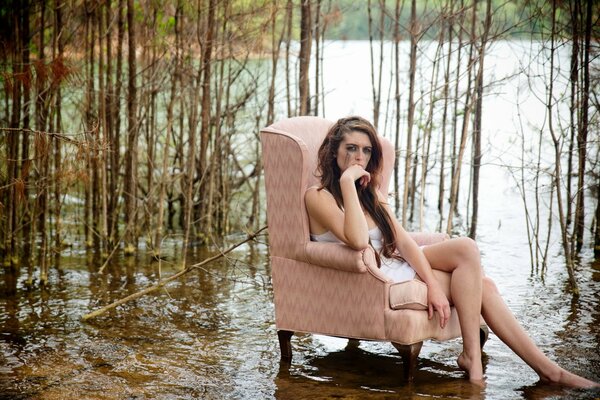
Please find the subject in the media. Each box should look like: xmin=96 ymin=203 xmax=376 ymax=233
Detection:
xmin=336 ymin=130 xmax=373 ymax=173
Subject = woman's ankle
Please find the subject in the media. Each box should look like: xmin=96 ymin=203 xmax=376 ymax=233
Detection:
xmin=539 ymin=366 xmax=599 ymax=388
xmin=458 ymin=351 xmax=483 ymax=380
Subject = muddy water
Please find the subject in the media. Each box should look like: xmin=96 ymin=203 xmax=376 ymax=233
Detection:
xmin=0 ymin=230 xmax=599 ymax=400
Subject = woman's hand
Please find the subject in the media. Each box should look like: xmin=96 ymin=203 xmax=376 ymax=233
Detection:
xmin=427 ymin=281 xmax=451 ymax=329
xmin=340 ymin=164 xmax=371 ymax=189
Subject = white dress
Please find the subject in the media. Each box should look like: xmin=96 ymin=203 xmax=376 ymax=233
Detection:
xmin=310 ymin=227 xmax=417 ymax=283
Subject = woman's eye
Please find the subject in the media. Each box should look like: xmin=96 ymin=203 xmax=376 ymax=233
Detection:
xmin=364 ymin=148 xmax=372 ymax=155
xmin=346 ymin=145 xmax=357 ymax=152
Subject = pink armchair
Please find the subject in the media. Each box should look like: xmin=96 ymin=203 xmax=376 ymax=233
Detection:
xmin=260 ymin=116 xmax=488 ymax=379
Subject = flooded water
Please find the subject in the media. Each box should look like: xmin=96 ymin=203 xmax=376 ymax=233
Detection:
xmin=2 ymin=40 xmax=600 ymax=398
xmin=0 ymin=227 xmax=599 ymax=399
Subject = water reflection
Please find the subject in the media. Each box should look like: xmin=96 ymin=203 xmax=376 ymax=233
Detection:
xmin=1 ymin=237 xmax=599 ymax=399
xmin=274 ymin=339 xmax=487 ymax=399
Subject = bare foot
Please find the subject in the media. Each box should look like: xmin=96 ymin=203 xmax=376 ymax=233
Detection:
xmin=457 ymin=352 xmax=484 ymax=382
xmin=540 ymin=368 xmax=600 ymax=389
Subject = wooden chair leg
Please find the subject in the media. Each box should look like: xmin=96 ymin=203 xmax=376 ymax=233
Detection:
xmin=392 ymin=341 xmax=423 ymax=381
xmin=345 ymin=338 xmax=360 ymax=351
xmin=480 ymin=325 xmax=490 ymax=348
xmin=278 ymin=330 xmax=294 ymax=360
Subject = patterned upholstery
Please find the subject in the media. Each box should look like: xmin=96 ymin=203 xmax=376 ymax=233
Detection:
xmin=260 ymin=116 xmax=463 ymax=346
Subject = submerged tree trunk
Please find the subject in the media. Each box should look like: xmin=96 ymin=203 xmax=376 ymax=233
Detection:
xmin=595 ymin=170 xmax=600 ymax=258
xmin=35 ymin=0 xmax=50 ymax=284
xmin=547 ymin=0 xmax=578 ymax=294
xmin=124 ymin=0 xmax=138 ymax=255
xmin=446 ymin=0 xmax=477 ymax=235
xmin=438 ymin=8 xmax=454 ymax=231
xmin=566 ymin=0 xmax=580 ymax=229
xmin=469 ymin=0 xmax=491 ymax=240
xmin=153 ymin=1 xmax=182 ymax=259
xmin=402 ymin=0 xmax=417 ymax=226
xmin=107 ymin=0 xmax=125 ymax=246
xmin=197 ymin=0 xmax=217 ymax=242
xmin=572 ymin=0 xmax=592 ymax=253
xmin=53 ymin=0 xmax=65 ymax=250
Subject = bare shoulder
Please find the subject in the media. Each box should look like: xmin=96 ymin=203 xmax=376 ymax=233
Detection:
xmin=305 ymin=186 xmax=344 ymax=235
xmin=305 ymin=186 xmax=334 ymax=206
xmin=304 ymin=186 xmax=338 ymax=219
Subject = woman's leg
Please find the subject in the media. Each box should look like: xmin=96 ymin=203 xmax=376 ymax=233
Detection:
xmin=422 ymin=237 xmax=484 ymax=381
xmin=427 ymin=260 xmax=599 ymax=388
xmin=479 ymin=276 xmax=598 ymax=388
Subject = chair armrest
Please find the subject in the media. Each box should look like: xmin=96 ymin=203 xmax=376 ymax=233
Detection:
xmin=303 ymin=232 xmax=447 ymax=274
xmin=409 ymin=232 xmax=449 ymax=246
xmin=304 ymin=241 xmax=371 ymax=273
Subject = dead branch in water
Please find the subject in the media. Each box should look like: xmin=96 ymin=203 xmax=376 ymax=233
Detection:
xmin=81 ymin=226 xmax=267 ymax=322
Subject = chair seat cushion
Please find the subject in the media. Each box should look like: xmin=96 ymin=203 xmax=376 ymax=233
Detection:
xmin=389 ymin=279 xmax=428 ymax=310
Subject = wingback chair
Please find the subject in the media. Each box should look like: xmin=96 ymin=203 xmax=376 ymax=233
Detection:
xmin=260 ymin=116 xmax=488 ymax=379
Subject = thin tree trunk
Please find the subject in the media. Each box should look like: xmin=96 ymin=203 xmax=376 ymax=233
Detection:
xmin=144 ymin=8 xmax=159 ymax=242
xmin=197 ymin=0 xmax=216 ymax=230
xmin=393 ymin=0 xmax=401 ymax=212
xmin=108 ymin=0 xmax=125 ymax=245
xmin=469 ymin=0 xmax=491 ymax=239
xmin=402 ymin=0 xmax=417 ymax=226
xmin=314 ymin=0 xmax=321 ymax=117
xmin=438 ymin=8 xmax=453 ymax=231
xmin=450 ymin=0 xmax=465 ymax=217
xmin=124 ymin=0 xmax=138 ymax=254
xmin=419 ymin=29 xmax=445 ymax=230
xmin=367 ymin=0 xmax=385 ymax=127
xmin=207 ymin=0 xmax=228 ymax=235
xmin=298 ymin=0 xmax=312 ymax=115
xmin=566 ymin=0 xmax=580 ymax=229
xmin=267 ymin=0 xmax=286 ymax=125
xmin=91 ymin=5 xmax=100 ymax=251
xmin=319 ymin=0 xmax=331 ymax=116
xmin=572 ymin=0 xmax=591 ymax=253
xmin=100 ymin=2 xmax=110 ymax=254
xmin=182 ymin=13 xmax=203 ymax=262
xmin=53 ymin=0 xmax=64 ymax=249
xmin=97 ymin=4 xmax=108 ymax=253
xmin=83 ymin=5 xmax=95 ymax=249
xmin=594 ymin=168 xmax=600 ymax=258
xmin=446 ymin=0 xmax=477 ymax=234
xmin=547 ymin=0 xmax=578 ymax=294
xmin=154 ymin=1 xmax=182 ymax=259
xmin=36 ymin=0 xmax=51 ymax=284
xmin=16 ymin=0 xmax=31 ymax=269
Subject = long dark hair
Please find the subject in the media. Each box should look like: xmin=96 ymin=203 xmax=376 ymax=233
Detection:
xmin=316 ymin=116 xmax=399 ymax=260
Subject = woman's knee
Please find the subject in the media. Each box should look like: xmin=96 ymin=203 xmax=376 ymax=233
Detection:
xmin=482 ymin=276 xmax=499 ymax=295
xmin=453 ymin=237 xmax=481 ymax=265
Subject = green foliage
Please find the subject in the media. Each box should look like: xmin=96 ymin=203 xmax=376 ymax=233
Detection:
xmin=323 ymin=0 xmax=589 ymax=41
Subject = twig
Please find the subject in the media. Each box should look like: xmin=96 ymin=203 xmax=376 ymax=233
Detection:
xmin=0 ymin=126 xmax=96 ymax=145
xmin=81 ymin=226 xmax=267 ymax=322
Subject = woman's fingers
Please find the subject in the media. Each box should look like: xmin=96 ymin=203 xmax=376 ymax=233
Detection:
xmin=440 ymin=306 xmax=448 ymax=329
xmin=343 ymin=165 xmax=371 ymax=187
xmin=359 ymin=174 xmax=370 ymax=188
xmin=434 ymin=302 xmax=450 ymax=329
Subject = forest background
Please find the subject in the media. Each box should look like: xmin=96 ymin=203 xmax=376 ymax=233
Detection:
xmin=0 ymin=0 xmax=598 ymax=296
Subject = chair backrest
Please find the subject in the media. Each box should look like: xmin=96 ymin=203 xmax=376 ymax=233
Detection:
xmin=260 ymin=116 xmax=395 ymax=260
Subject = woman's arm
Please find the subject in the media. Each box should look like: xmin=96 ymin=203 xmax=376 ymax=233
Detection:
xmin=379 ymin=193 xmax=451 ymax=328
xmin=305 ymin=165 xmax=371 ymax=250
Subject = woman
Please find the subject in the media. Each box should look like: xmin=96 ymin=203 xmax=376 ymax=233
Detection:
xmin=304 ymin=116 xmax=599 ymax=387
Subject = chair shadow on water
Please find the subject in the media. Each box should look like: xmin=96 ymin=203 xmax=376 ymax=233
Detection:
xmin=274 ymin=337 xmax=489 ymax=400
